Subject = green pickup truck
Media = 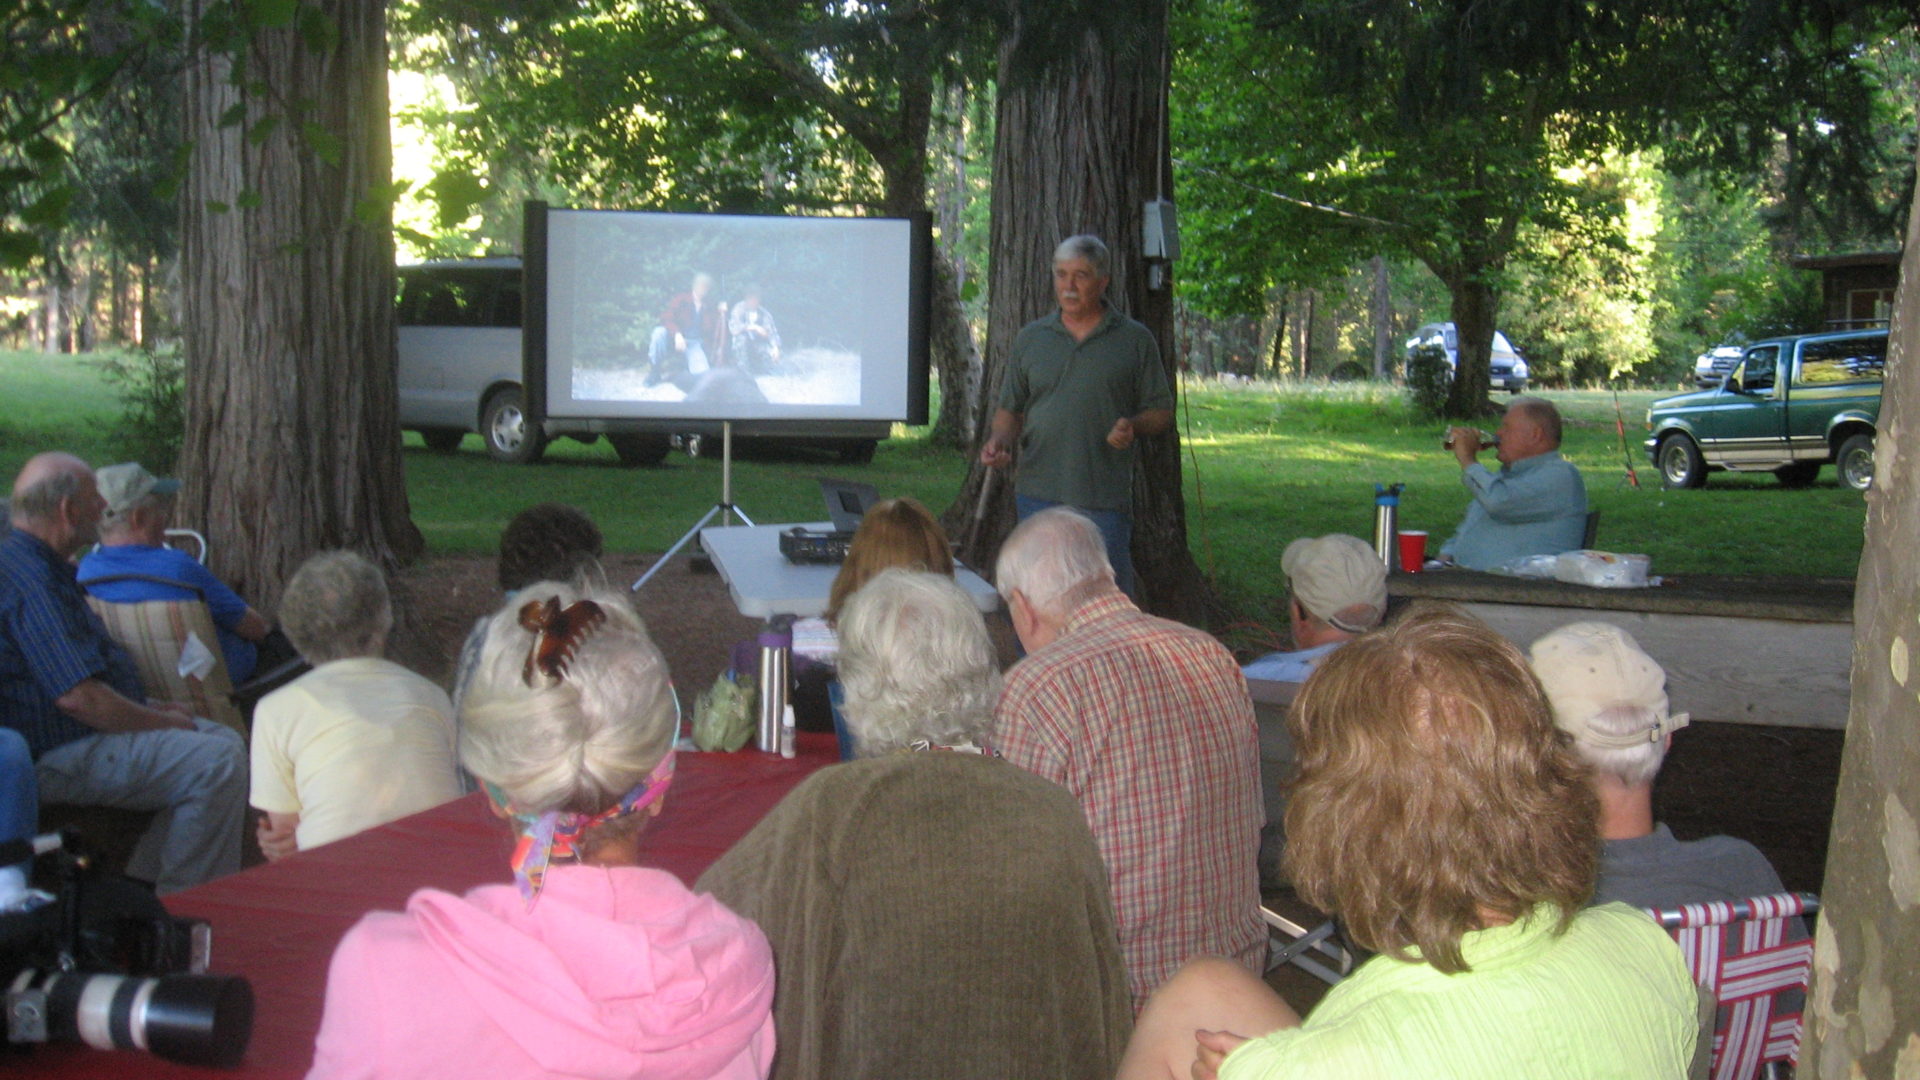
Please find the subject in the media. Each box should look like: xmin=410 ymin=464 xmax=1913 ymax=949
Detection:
xmin=1645 ymin=328 xmax=1885 ymax=492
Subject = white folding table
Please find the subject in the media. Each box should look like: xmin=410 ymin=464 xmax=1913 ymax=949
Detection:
xmin=698 ymin=522 xmax=1000 ymax=619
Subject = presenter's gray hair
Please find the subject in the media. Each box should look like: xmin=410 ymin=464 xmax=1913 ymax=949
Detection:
xmin=281 ymin=551 xmax=393 ymax=665
xmin=1053 ymin=234 xmax=1111 ymax=279
xmin=838 ymin=569 xmax=1001 ymax=755
xmin=994 ymin=507 xmax=1114 ymax=621
xmin=460 ymin=581 xmax=676 ymax=815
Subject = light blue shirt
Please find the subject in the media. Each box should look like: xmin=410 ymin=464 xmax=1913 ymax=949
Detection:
xmin=1241 ymin=641 xmax=1344 ymax=684
xmin=1439 ymin=451 xmax=1588 ymax=571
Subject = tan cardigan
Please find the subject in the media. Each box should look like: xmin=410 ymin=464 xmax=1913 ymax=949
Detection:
xmin=698 ymin=751 xmax=1133 ymax=1080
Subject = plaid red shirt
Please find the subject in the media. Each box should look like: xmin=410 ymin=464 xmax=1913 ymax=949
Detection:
xmin=994 ymin=590 xmax=1265 ymax=1008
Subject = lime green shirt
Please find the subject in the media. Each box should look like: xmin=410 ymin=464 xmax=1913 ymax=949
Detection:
xmin=1220 ymin=903 xmax=1697 ymax=1080
xmin=999 ymin=308 xmax=1173 ymax=512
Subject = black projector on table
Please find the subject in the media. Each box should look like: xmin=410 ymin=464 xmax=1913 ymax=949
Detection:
xmin=779 ymin=526 xmax=856 ymax=565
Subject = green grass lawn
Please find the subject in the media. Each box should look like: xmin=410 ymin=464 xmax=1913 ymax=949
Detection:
xmin=3 ymin=349 xmax=1867 ymax=621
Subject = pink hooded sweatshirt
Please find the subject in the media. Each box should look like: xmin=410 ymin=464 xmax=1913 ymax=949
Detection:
xmin=308 ymin=865 xmax=776 ymax=1080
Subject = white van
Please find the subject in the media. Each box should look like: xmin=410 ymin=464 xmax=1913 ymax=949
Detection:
xmin=1405 ymin=322 xmax=1530 ymax=394
xmin=396 ymin=259 xmax=888 ymax=465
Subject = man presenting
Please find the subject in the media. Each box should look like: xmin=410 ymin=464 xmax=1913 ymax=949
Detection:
xmin=979 ymin=235 xmax=1174 ymax=596
xmin=0 ymin=452 xmax=246 ymax=893
xmin=1439 ymin=396 xmax=1587 ymax=570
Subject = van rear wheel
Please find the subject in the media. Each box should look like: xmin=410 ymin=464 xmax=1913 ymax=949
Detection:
xmin=481 ymin=387 xmax=546 ymax=464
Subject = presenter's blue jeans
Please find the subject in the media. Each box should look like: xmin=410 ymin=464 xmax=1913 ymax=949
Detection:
xmin=0 ymin=728 xmax=35 ymax=878
xmin=1014 ymin=495 xmax=1136 ymax=599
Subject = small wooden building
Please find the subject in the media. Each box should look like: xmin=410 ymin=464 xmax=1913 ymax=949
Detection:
xmin=1788 ymin=249 xmax=1902 ymax=330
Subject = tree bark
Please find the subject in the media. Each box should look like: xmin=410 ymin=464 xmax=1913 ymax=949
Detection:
xmin=946 ymin=0 xmax=1209 ymax=624
xmin=1370 ymin=254 xmax=1391 ymax=379
xmin=1438 ymin=266 xmax=1499 ymax=418
xmin=177 ymin=0 xmax=421 ymax=612
xmin=1799 ymin=139 xmax=1920 ymax=1079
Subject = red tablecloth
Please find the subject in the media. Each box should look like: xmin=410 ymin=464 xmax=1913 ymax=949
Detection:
xmin=30 ymin=736 xmax=836 ymax=1078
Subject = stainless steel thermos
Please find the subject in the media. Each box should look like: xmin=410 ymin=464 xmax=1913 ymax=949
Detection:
xmin=755 ymin=625 xmax=791 ymax=753
xmin=1373 ymin=483 xmax=1404 ymax=572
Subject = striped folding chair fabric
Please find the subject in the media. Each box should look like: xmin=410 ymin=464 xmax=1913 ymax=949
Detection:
xmin=81 ymin=577 xmax=247 ymax=739
xmin=1645 ymin=892 xmax=1819 ymax=1080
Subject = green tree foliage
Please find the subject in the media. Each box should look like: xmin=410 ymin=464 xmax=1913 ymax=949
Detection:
xmin=1175 ymin=0 xmax=1906 ymax=416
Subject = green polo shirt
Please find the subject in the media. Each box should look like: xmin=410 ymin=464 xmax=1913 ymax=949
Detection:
xmin=998 ymin=308 xmax=1172 ymax=512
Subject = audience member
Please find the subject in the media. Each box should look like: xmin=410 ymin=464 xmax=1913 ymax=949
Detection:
xmin=1438 ymin=396 xmax=1588 ymax=569
xmin=1530 ymin=620 xmax=1789 ymax=908
xmin=1117 ymin=606 xmax=1699 ymax=1080
xmin=824 ymin=496 xmax=953 ymax=624
xmin=0 ymin=729 xmax=35 ymax=905
xmin=0 ymin=452 xmax=246 ymax=893
xmin=993 ymin=507 xmax=1264 ymax=1008
xmin=309 ymin=581 xmax=774 ymax=1080
xmin=78 ymin=462 xmax=276 ymax=683
xmin=250 ymin=551 xmax=460 ymax=859
xmin=1240 ymin=533 xmax=1386 ymax=683
xmin=452 ymin=502 xmax=605 ymax=721
xmin=700 ymin=570 xmax=1132 ymax=1079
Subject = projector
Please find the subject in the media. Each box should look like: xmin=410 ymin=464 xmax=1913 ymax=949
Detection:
xmin=779 ymin=526 xmax=855 ymax=565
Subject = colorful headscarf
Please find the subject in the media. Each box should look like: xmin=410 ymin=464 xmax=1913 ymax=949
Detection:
xmin=493 ymin=748 xmax=678 ymax=905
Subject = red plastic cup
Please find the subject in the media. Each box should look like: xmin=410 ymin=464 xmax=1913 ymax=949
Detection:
xmin=1398 ymin=530 xmax=1428 ymax=573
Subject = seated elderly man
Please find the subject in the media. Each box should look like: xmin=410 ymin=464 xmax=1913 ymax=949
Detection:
xmin=700 ymin=569 xmax=1132 ymax=1079
xmin=78 ymin=462 xmax=274 ymax=684
xmin=1241 ymin=533 xmax=1386 ymax=683
xmin=1439 ymin=396 xmax=1588 ymax=570
xmin=251 ymin=551 xmax=461 ymax=859
xmin=1530 ymin=621 xmax=1789 ymax=907
xmin=1 ymin=452 xmax=246 ymax=893
xmin=993 ymin=508 xmax=1264 ymax=1009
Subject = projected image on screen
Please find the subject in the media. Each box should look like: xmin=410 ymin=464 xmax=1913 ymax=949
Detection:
xmin=541 ymin=209 xmax=922 ymax=423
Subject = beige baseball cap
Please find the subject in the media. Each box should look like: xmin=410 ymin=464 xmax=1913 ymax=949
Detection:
xmin=1529 ymin=622 xmax=1690 ymax=749
xmin=95 ymin=462 xmax=181 ymax=518
xmin=1281 ymin=534 xmax=1387 ymax=633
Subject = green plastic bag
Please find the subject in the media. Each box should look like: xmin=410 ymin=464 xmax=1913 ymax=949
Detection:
xmin=693 ymin=671 xmax=756 ymax=752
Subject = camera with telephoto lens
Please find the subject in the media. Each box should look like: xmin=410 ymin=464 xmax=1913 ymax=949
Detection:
xmin=1 ymin=831 xmax=253 ymax=1068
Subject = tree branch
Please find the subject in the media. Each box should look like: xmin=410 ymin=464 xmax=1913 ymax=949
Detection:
xmin=688 ymin=0 xmax=886 ymax=152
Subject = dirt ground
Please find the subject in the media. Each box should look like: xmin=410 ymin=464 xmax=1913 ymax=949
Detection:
xmin=388 ymin=552 xmax=1842 ymax=899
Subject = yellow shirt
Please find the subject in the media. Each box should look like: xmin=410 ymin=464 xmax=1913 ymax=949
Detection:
xmin=1221 ymin=903 xmax=1698 ymax=1080
xmin=250 ymin=657 xmax=462 ymax=851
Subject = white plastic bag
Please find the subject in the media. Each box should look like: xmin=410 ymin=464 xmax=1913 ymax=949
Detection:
xmin=1551 ymin=550 xmax=1652 ymax=589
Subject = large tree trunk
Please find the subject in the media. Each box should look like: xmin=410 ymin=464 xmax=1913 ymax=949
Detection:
xmin=177 ymin=0 xmax=421 ymax=612
xmin=1798 ymin=143 xmax=1920 ymax=1079
xmin=947 ymin=0 xmax=1209 ymax=625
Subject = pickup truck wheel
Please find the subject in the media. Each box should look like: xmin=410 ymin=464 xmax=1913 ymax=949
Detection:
xmin=608 ymin=433 xmax=671 ymax=466
xmin=1657 ymin=434 xmax=1707 ymax=489
xmin=1773 ymin=462 xmax=1821 ymax=487
xmin=1836 ymin=433 xmax=1874 ymax=492
xmin=481 ymin=387 xmax=547 ymax=464
xmin=419 ymin=428 xmax=464 ymax=453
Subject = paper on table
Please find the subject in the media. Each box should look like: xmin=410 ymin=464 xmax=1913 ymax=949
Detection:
xmin=178 ymin=631 xmax=217 ymax=680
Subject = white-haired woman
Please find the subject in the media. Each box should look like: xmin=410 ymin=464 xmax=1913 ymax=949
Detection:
xmin=308 ymin=582 xmax=775 ymax=1080
xmin=250 ymin=551 xmax=461 ymax=859
xmin=699 ymin=569 xmax=1133 ymax=1080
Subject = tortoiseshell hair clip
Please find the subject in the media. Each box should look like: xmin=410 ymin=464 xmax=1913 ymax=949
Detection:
xmin=519 ymin=596 xmax=607 ymax=687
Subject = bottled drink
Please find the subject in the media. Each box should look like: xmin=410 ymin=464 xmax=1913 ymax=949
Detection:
xmin=1442 ymin=428 xmax=1499 ymax=451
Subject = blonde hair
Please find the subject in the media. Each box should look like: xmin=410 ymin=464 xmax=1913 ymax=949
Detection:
xmin=1283 ymin=604 xmax=1598 ymax=974
xmin=825 ymin=497 xmax=953 ymax=623
xmin=459 ymin=581 xmax=676 ymax=817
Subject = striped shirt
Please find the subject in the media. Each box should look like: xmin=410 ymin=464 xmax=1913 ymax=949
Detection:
xmin=994 ymin=590 xmax=1265 ymax=1008
xmin=0 ymin=528 xmax=146 ymax=757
